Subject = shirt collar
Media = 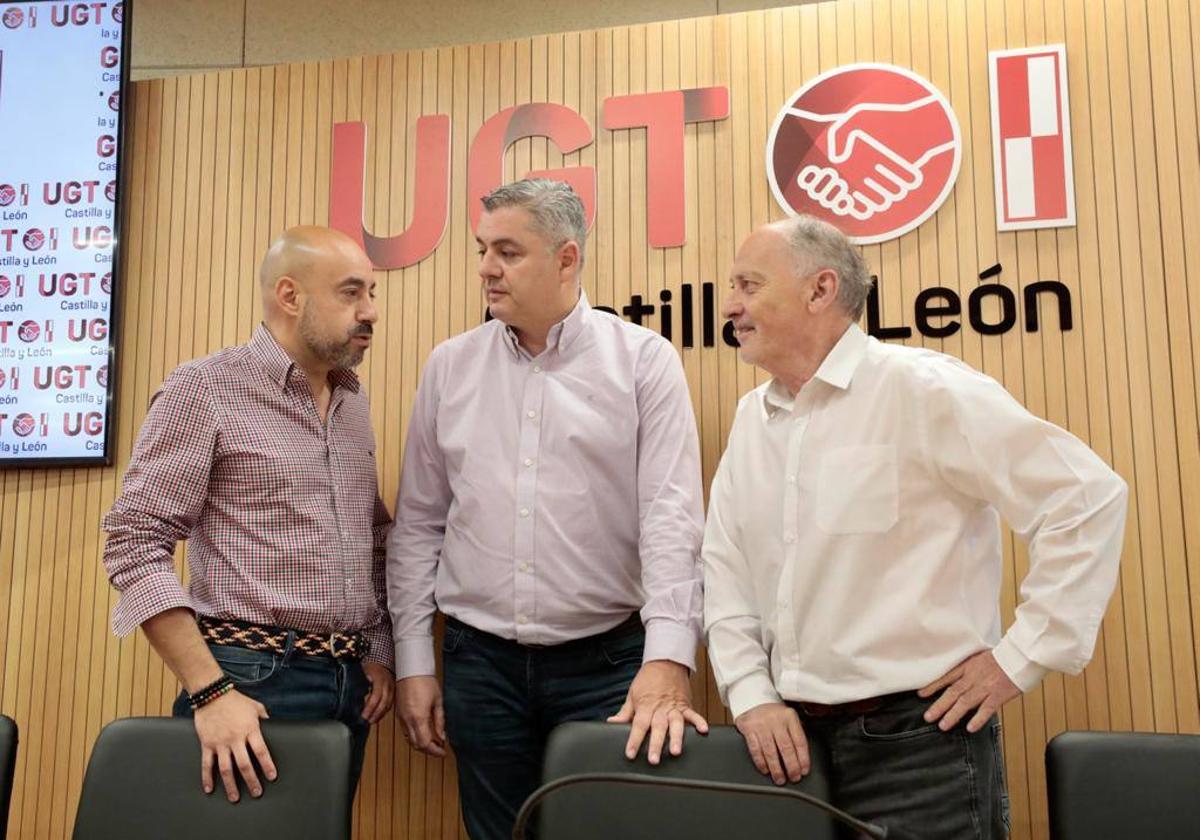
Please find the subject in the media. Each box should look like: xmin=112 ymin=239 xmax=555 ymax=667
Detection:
xmin=502 ymin=289 xmax=591 ymax=360
xmin=761 ymin=379 xmax=796 ymax=417
xmin=814 ymin=322 xmax=868 ymax=390
xmin=250 ymin=323 xmax=361 ymax=394
xmin=760 ymin=322 xmax=868 ymax=418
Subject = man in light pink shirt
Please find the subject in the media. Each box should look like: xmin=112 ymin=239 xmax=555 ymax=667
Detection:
xmin=386 ymin=179 xmax=707 ymax=839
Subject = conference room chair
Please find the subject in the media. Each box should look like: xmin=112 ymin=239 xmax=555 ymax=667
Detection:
xmin=72 ymin=717 xmax=354 ymax=840
xmin=519 ymin=721 xmax=889 ymax=839
xmin=1046 ymin=730 xmax=1200 ymax=839
xmin=0 ymin=714 xmax=16 ymax=840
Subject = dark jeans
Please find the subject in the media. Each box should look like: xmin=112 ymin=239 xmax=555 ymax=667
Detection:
xmin=172 ymin=641 xmax=371 ymax=795
xmin=442 ymin=615 xmax=645 ymax=840
xmin=790 ymin=692 xmax=1009 ymax=840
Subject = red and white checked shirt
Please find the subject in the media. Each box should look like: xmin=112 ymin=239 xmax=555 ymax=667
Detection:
xmin=103 ymin=325 xmax=394 ymax=669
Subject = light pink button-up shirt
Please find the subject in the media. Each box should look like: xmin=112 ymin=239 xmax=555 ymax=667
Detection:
xmin=387 ymin=293 xmax=704 ymax=678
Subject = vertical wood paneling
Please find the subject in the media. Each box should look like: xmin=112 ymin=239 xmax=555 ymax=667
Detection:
xmin=2 ymin=2 xmax=1197 ymax=838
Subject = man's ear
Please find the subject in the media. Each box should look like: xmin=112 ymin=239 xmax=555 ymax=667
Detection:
xmin=808 ymin=268 xmax=840 ymax=314
xmin=275 ymin=275 xmax=302 ymax=316
xmin=557 ymin=240 xmax=581 ymax=276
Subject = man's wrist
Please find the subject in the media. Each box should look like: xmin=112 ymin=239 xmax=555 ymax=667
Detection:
xmin=991 ymin=639 xmax=1047 ymax=692
xmin=642 ymin=658 xmax=689 ymax=673
xmin=189 ymin=675 xmax=235 ymax=710
xmin=397 ymin=673 xmax=438 ymax=684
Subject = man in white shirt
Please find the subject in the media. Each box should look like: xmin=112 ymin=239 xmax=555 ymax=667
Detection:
xmin=387 ymin=179 xmax=708 ymax=840
xmin=703 ymin=216 xmax=1128 ymax=839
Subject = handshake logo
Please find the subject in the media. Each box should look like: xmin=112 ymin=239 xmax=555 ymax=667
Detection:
xmin=767 ymin=64 xmax=962 ymax=244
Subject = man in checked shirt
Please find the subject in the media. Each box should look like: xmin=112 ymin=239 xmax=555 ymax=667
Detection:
xmin=387 ymin=179 xmax=708 ymax=840
xmin=103 ymin=226 xmax=395 ymax=803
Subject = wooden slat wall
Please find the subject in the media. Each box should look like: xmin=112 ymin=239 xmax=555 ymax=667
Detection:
xmin=3 ymin=0 xmax=1198 ymax=837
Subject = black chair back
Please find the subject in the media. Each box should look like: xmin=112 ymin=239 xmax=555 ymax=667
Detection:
xmin=0 ymin=714 xmax=16 ymax=839
xmin=1046 ymin=730 xmax=1200 ymax=839
xmin=72 ymin=717 xmax=353 ymax=840
xmin=529 ymin=721 xmax=843 ymax=839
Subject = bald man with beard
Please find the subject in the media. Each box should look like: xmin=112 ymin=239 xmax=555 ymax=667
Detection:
xmin=103 ymin=227 xmax=395 ymax=803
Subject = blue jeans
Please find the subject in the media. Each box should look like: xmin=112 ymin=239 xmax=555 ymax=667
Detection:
xmin=172 ymin=641 xmax=371 ymax=795
xmin=442 ymin=615 xmax=645 ymax=840
xmin=790 ymin=692 xmax=1009 ymax=839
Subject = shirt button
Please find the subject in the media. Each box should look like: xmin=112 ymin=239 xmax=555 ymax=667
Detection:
xmin=786 ymin=475 xmax=797 ymax=484
xmin=526 ymin=410 xmax=537 ymax=419
xmin=523 ymin=458 xmax=534 ymax=467
xmin=532 ymin=365 xmax=542 ymax=374
xmin=519 ymin=562 xmax=530 ymax=573
xmin=784 ymin=533 xmax=796 ymax=543
xmin=519 ymin=507 xmax=530 ymax=518
xmin=517 ymin=615 xmax=528 ymax=625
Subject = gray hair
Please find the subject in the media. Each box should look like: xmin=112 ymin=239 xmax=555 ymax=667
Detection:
xmin=777 ymin=216 xmax=872 ymax=319
xmin=481 ymin=179 xmax=588 ymax=267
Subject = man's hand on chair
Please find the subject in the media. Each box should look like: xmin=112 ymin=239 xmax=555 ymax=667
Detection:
xmin=194 ymin=690 xmax=276 ymax=802
xmin=608 ymin=660 xmax=709 ymax=764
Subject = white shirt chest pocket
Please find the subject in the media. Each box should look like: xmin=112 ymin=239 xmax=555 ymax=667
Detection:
xmin=815 ymin=444 xmax=898 ymax=534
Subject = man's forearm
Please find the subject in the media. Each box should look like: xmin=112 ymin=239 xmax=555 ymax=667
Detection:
xmin=141 ymin=607 xmax=224 ymax=694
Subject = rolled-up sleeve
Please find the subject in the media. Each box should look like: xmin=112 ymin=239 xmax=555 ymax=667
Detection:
xmin=102 ymin=365 xmax=218 ymax=635
xmin=361 ymin=492 xmax=397 ymax=670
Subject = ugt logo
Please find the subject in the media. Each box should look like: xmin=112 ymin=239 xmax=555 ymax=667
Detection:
xmin=766 ymin=63 xmax=961 ymax=245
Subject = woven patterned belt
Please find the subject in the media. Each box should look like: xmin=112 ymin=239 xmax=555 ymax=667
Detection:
xmin=197 ymin=616 xmax=370 ymax=662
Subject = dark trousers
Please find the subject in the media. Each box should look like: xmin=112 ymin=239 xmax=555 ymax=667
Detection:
xmin=442 ymin=615 xmax=645 ymax=840
xmin=172 ymin=641 xmax=371 ymax=795
xmin=790 ymin=692 xmax=1009 ymax=840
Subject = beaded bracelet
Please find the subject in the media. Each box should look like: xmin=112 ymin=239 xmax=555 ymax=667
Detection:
xmin=188 ymin=675 xmax=235 ymax=710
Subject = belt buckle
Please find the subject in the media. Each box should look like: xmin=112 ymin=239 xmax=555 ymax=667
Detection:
xmin=328 ymin=631 xmax=343 ymax=660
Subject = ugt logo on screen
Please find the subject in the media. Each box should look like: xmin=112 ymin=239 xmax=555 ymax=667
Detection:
xmin=1 ymin=7 xmax=22 ymax=29
xmin=12 ymin=413 xmax=36 ymax=437
xmin=766 ymin=63 xmax=961 ymax=245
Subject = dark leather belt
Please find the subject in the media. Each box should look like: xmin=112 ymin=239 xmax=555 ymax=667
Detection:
xmin=445 ymin=611 xmax=643 ymax=651
xmin=794 ymin=691 xmax=918 ymax=719
xmin=198 ymin=615 xmax=369 ymax=662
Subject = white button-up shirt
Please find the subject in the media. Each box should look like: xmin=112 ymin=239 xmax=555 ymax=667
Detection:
xmin=703 ymin=323 xmax=1128 ymax=717
xmin=388 ymin=293 xmax=705 ymax=678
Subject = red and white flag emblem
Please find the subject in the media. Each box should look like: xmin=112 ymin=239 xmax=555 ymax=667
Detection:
xmin=989 ymin=45 xmax=1075 ymax=230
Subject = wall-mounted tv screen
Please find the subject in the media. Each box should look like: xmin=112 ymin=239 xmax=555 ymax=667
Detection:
xmin=0 ymin=0 xmax=129 ymax=467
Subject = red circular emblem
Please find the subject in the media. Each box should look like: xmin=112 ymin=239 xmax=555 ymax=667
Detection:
xmin=766 ymin=63 xmax=961 ymax=244
xmin=17 ymin=320 xmax=39 ymax=342
xmin=98 ymin=365 xmax=109 ymax=387
xmin=23 ymin=229 xmax=44 ymax=251
xmin=112 ymin=3 xmax=122 ymax=23
xmin=108 ymin=91 xmax=120 ymax=112
xmin=13 ymin=413 xmax=35 ymax=437
xmin=0 ymin=276 xmax=9 ymax=298
xmin=105 ymin=181 xmax=117 ymax=202
xmin=2 ymin=8 xmax=23 ymax=29
xmin=101 ymin=272 xmax=112 ymax=294
xmin=0 ymin=184 xmax=15 ymax=206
